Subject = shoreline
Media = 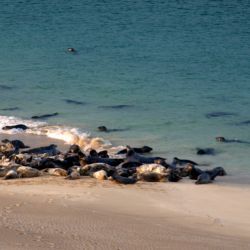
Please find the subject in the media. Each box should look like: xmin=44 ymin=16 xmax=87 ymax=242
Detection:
xmin=0 ymin=132 xmax=249 ymax=186
xmin=0 ymin=132 xmax=250 ymax=249
xmin=0 ymin=177 xmax=250 ymax=249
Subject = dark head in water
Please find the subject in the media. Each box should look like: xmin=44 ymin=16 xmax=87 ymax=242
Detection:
xmin=67 ymin=47 xmax=76 ymax=53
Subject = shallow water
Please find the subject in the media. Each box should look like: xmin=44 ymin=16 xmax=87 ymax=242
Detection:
xmin=0 ymin=0 xmax=250 ymax=173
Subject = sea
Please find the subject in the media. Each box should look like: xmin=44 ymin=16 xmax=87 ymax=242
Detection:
xmin=0 ymin=0 xmax=250 ymax=174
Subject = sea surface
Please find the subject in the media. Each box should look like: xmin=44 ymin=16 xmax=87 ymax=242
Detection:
xmin=0 ymin=0 xmax=250 ymax=173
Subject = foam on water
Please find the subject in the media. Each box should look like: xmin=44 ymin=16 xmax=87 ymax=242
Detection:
xmin=0 ymin=115 xmax=112 ymax=151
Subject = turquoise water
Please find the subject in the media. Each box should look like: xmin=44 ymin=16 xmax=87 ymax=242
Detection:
xmin=0 ymin=1 xmax=250 ymax=173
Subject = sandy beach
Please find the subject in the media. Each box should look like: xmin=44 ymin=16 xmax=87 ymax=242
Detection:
xmin=0 ymin=134 xmax=250 ymax=250
xmin=1 ymin=176 xmax=250 ymax=249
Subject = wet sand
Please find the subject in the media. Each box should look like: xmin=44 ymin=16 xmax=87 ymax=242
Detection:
xmin=0 ymin=133 xmax=250 ymax=249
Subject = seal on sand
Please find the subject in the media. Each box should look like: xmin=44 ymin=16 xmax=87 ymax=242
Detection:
xmin=195 ymin=172 xmax=212 ymax=184
xmin=172 ymin=157 xmax=198 ymax=166
xmin=4 ymin=169 xmax=18 ymax=180
xmin=138 ymin=172 xmax=166 ymax=182
xmin=2 ymin=139 xmax=29 ymax=149
xmin=65 ymin=170 xmax=81 ymax=180
xmin=80 ymin=163 xmax=115 ymax=176
xmin=22 ymin=144 xmax=59 ymax=156
xmin=92 ymin=170 xmax=107 ymax=180
xmin=109 ymin=173 xmax=137 ymax=184
xmin=17 ymin=166 xmax=40 ymax=178
xmin=126 ymin=147 xmax=165 ymax=164
xmin=43 ymin=168 xmax=68 ymax=177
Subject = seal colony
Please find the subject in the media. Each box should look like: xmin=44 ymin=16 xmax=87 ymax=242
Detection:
xmin=0 ymin=136 xmax=227 ymax=185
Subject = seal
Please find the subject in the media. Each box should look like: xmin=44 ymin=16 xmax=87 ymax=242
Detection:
xmin=180 ymin=164 xmax=203 ymax=179
xmin=172 ymin=157 xmax=198 ymax=166
xmin=137 ymin=164 xmax=167 ymax=175
xmin=117 ymin=161 xmax=142 ymax=169
xmin=2 ymin=124 xmax=29 ymax=131
xmin=205 ymin=112 xmax=236 ymax=119
xmin=63 ymin=154 xmax=81 ymax=167
xmin=81 ymin=155 xmax=123 ymax=167
xmin=35 ymin=157 xmax=66 ymax=170
xmin=2 ymin=139 xmax=29 ymax=149
xmin=98 ymin=126 xmax=108 ymax=132
xmin=31 ymin=112 xmax=59 ymax=120
xmin=215 ymin=136 xmax=250 ymax=144
xmin=126 ymin=147 xmax=165 ymax=164
xmin=116 ymin=146 xmax=153 ymax=154
xmin=138 ymin=172 xmax=166 ymax=182
xmin=67 ymin=144 xmax=82 ymax=154
xmin=4 ymin=169 xmax=18 ymax=180
xmin=0 ymin=167 xmax=11 ymax=177
xmin=166 ymin=168 xmax=182 ymax=182
xmin=92 ymin=170 xmax=107 ymax=180
xmin=137 ymin=164 xmax=167 ymax=182
xmin=80 ymin=163 xmax=115 ymax=176
xmin=13 ymin=153 xmax=33 ymax=165
xmin=43 ymin=168 xmax=68 ymax=177
xmin=195 ymin=172 xmax=211 ymax=184
xmin=97 ymin=126 xmax=126 ymax=133
xmin=196 ymin=148 xmax=215 ymax=155
xmin=97 ymin=150 xmax=109 ymax=158
xmin=65 ymin=170 xmax=80 ymax=180
xmin=0 ymin=142 xmax=16 ymax=157
xmin=22 ymin=144 xmax=59 ymax=156
xmin=109 ymin=173 xmax=137 ymax=184
xmin=64 ymin=99 xmax=85 ymax=105
xmin=17 ymin=166 xmax=40 ymax=178
xmin=67 ymin=48 xmax=76 ymax=53
xmin=205 ymin=166 xmax=227 ymax=180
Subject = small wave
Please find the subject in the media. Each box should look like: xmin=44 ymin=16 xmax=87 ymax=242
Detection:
xmin=0 ymin=115 xmax=112 ymax=151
